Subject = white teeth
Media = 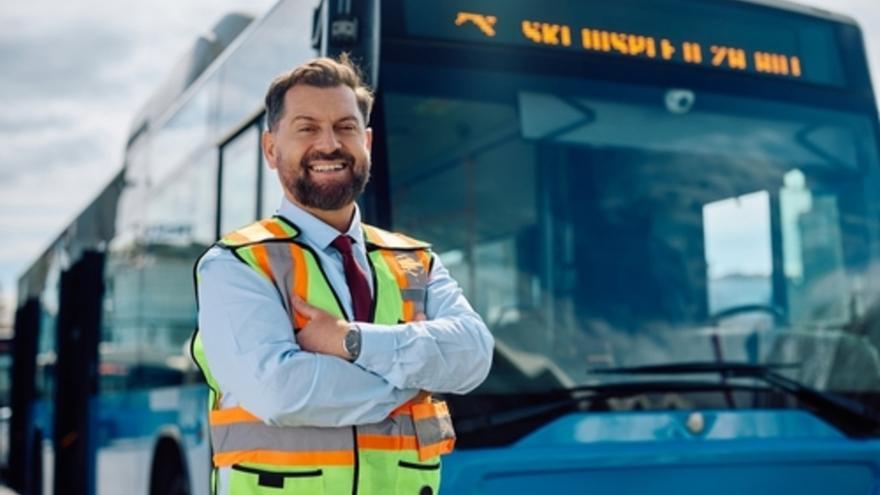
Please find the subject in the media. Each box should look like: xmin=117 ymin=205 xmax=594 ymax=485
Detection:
xmin=311 ymin=164 xmax=345 ymax=172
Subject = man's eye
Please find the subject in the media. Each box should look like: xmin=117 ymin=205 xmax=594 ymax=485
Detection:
xmin=298 ymin=127 xmax=316 ymax=133
xmin=339 ymin=125 xmax=357 ymax=132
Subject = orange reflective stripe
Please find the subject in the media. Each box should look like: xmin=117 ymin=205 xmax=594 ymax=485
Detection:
xmin=363 ymin=225 xmax=395 ymax=247
xmin=397 ymin=234 xmax=420 ymax=248
xmin=413 ymin=391 xmax=432 ymax=403
xmin=417 ymin=438 xmax=456 ymax=461
xmin=214 ymin=450 xmax=355 ymax=467
xmin=389 ymin=392 xmax=432 ymax=417
xmin=380 ymin=250 xmax=409 ymax=288
xmin=357 ymin=434 xmax=418 ymax=451
xmin=239 ymin=222 xmax=274 ymax=242
xmin=261 ymin=219 xmax=289 ymax=238
xmin=224 ymin=231 xmax=250 ymax=245
xmin=380 ymin=249 xmax=414 ymax=320
xmin=364 ymin=225 xmax=427 ymax=249
xmin=290 ymin=244 xmax=309 ymax=328
xmin=402 ymin=300 xmax=415 ymax=321
xmin=412 ymin=401 xmax=449 ymax=421
xmin=210 ymin=406 xmax=261 ymax=425
xmin=252 ymin=244 xmax=273 ymax=281
xmin=389 ymin=406 xmax=411 ymax=418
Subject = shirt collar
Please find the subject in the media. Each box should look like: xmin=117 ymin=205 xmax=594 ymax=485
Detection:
xmin=278 ymin=197 xmax=366 ymax=251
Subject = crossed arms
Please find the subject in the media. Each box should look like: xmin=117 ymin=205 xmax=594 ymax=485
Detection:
xmin=197 ymin=247 xmax=495 ymax=428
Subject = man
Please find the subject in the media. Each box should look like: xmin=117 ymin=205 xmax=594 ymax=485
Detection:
xmin=192 ymin=55 xmax=494 ymax=495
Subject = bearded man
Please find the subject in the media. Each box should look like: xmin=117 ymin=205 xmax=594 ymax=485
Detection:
xmin=191 ymin=55 xmax=494 ymax=495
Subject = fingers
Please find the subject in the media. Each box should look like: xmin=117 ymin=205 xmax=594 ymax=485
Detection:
xmin=291 ymin=295 xmax=321 ymax=319
xmin=414 ymin=312 xmax=427 ymax=322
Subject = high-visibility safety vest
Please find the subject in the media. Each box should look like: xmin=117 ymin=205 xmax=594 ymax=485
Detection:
xmin=190 ymin=216 xmax=456 ymax=495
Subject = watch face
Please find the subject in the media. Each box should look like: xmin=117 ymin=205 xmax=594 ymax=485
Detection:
xmin=345 ymin=328 xmax=361 ymax=359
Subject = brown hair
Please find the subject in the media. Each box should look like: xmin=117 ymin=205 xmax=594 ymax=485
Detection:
xmin=264 ymin=54 xmax=374 ymax=131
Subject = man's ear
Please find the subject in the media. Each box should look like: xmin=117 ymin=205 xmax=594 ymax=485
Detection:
xmin=365 ymin=127 xmax=373 ymax=152
xmin=262 ymin=130 xmax=278 ymax=170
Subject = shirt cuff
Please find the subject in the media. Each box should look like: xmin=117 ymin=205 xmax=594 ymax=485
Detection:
xmin=354 ymin=322 xmax=403 ymax=376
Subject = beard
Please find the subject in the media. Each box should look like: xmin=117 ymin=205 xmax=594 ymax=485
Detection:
xmin=278 ymin=148 xmax=370 ymax=211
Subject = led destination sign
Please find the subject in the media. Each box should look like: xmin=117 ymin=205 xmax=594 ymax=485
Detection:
xmin=512 ymin=17 xmax=802 ymax=78
xmin=401 ymin=0 xmax=844 ymax=86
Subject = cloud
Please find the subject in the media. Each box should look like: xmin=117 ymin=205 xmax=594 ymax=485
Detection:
xmin=0 ymin=0 xmax=276 ymax=324
xmin=0 ymin=23 xmax=135 ymax=97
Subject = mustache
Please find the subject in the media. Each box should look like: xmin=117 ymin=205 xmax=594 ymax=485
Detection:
xmin=302 ymin=149 xmax=355 ymax=168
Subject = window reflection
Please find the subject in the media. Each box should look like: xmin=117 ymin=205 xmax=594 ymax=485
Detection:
xmin=220 ymin=125 xmax=260 ymax=234
xmin=703 ymin=190 xmax=773 ymax=315
xmin=780 ymin=169 xmax=850 ymax=326
xmin=36 ymin=254 xmax=61 ymax=401
xmin=382 ymin=62 xmax=880 ymax=396
xmin=146 ymin=0 xmax=316 ymax=192
xmin=214 ymin=0 xmax=317 ymax=133
xmin=101 ymin=152 xmax=216 ymax=393
xmin=151 ymin=90 xmax=212 ymax=188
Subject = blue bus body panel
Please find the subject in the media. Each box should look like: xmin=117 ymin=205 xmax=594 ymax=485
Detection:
xmin=95 ymin=385 xmax=208 ymax=447
xmin=441 ymin=410 xmax=880 ymax=494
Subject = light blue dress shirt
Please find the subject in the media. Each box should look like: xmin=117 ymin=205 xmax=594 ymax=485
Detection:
xmin=197 ymin=197 xmax=494 ymax=428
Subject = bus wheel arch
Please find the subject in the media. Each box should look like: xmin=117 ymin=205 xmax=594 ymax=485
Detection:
xmin=149 ymin=434 xmax=191 ymax=495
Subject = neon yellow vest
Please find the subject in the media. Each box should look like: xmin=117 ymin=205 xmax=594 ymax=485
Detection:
xmin=190 ymin=217 xmax=455 ymax=495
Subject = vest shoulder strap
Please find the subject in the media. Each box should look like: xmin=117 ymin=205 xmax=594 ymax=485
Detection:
xmin=218 ymin=217 xmax=298 ymax=248
xmin=363 ymin=224 xmax=431 ymax=251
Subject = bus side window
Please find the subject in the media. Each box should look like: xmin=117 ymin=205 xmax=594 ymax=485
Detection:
xmin=219 ymin=124 xmax=261 ymax=235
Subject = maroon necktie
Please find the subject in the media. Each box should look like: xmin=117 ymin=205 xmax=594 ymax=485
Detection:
xmin=331 ymin=235 xmax=372 ymax=322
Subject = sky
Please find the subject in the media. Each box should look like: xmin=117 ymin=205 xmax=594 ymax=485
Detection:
xmin=0 ymin=0 xmax=878 ymax=325
xmin=0 ymin=0 xmax=276 ymax=325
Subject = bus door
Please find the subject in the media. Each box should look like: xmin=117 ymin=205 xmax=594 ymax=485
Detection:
xmin=52 ymin=251 xmax=104 ymax=495
xmin=10 ymin=299 xmax=40 ymax=494
xmin=12 ymin=249 xmax=104 ymax=495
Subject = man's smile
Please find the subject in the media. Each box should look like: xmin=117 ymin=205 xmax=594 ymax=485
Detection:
xmin=308 ymin=160 xmax=348 ymax=173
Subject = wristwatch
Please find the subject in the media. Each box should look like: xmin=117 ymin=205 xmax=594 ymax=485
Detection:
xmin=343 ymin=324 xmax=362 ymax=362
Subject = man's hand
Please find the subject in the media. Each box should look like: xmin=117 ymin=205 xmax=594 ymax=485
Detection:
xmin=292 ymin=296 xmax=429 ymax=360
xmin=292 ymin=296 xmax=351 ymax=360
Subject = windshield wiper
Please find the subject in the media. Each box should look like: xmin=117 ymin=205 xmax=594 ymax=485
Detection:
xmin=588 ymin=361 xmax=880 ymax=437
xmin=451 ymin=378 xmax=770 ymax=443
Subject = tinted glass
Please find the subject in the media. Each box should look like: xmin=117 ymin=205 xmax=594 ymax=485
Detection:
xmin=0 ymin=340 xmax=7 ymax=467
xmin=35 ymin=252 xmax=61 ymax=401
xmin=151 ymin=88 xmax=213 ymax=187
xmin=101 ymin=151 xmax=216 ymax=392
xmin=214 ymin=0 xmax=318 ymax=132
xmin=220 ymin=125 xmax=260 ymax=234
xmin=382 ymin=61 xmax=880 ymax=397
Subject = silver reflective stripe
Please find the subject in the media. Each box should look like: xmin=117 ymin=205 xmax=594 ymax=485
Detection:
xmin=395 ymin=252 xmax=428 ymax=288
xmin=392 ymin=251 xmax=429 ymax=316
xmin=358 ymin=414 xmax=416 ymax=437
xmin=400 ymin=288 xmax=426 ymax=302
xmin=413 ymin=299 xmax=426 ymax=315
xmin=413 ymin=414 xmax=456 ymax=447
xmin=264 ymin=242 xmax=296 ymax=316
xmin=211 ymin=422 xmax=354 ymax=454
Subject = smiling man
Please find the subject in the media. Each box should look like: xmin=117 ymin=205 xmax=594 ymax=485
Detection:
xmin=192 ymin=55 xmax=494 ymax=495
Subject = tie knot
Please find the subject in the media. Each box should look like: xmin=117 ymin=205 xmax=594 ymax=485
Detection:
xmin=331 ymin=235 xmax=354 ymax=254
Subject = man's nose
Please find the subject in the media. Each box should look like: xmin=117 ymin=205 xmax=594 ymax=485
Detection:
xmin=314 ymin=127 xmax=341 ymax=152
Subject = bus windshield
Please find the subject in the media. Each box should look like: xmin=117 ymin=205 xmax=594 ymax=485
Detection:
xmin=380 ymin=60 xmax=880 ymax=400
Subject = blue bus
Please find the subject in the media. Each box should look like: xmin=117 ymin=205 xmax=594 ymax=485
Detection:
xmin=10 ymin=0 xmax=880 ymax=493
